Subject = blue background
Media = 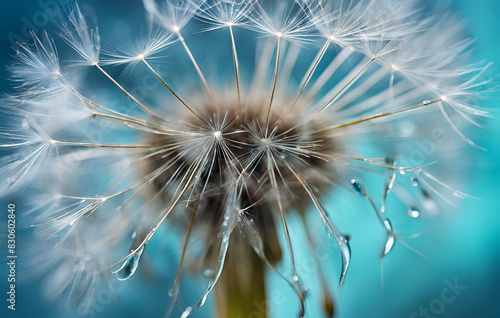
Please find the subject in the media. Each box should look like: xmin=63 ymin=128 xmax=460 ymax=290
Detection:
xmin=0 ymin=0 xmax=499 ymax=318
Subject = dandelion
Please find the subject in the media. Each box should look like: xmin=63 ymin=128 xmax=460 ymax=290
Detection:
xmin=1 ymin=0 xmax=491 ymax=317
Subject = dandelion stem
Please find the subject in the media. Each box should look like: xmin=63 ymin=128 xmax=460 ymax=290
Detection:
xmin=175 ymin=31 xmax=217 ymax=111
xmin=322 ymin=98 xmax=442 ymax=131
xmin=94 ymin=64 xmax=169 ymax=123
xmin=265 ymin=36 xmax=281 ymax=138
xmin=229 ymin=25 xmax=241 ymax=111
xmin=141 ymin=58 xmax=211 ymax=127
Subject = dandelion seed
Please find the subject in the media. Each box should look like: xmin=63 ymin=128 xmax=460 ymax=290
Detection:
xmin=2 ymin=0 xmax=492 ymax=317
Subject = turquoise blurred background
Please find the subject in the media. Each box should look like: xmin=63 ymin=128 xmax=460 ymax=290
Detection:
xmin=0 ymin=0 xmax=499 ymax=317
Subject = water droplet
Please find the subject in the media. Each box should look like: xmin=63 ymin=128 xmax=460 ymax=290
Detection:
xmin=350 ymin=179 xmax=364 ymax=195
xmin=423 ymin=100 xmax=430 ymax=105
xmin=114 ymin=245 xmax=145 ymax=281
xmin=316 ymin=202 xmax=351 ymax=288
xmin=410 ymin=177 xmax=419 ymax=187
xmin=204 ymin=268 xmax=213 ymax=277
xmin=293 ymin=274 xmax=299 ymax=282
xmin=380 ymin=219 xmax=395 ymax=257
xmin=29 ymin=225 xmax=34 ymax=228
xmin=21 ymin=119 xmax=29 ymax=129
xmin=380 ymin=235 xmax=395 ymax=257
xmin=338 ymin=235 xmax=351 ymax=287
xmin=194 ymin=198 xmax=234 ymax=309
xmin=399 ymin=169 xmax=406 ymax=175
xmin=131 ymin=231 xmax=137 ymax=239
xmin=381 ymin=171 xmax=396 ymax=214
xmin=168 ymin=288 xmax=174 ymax=297
xmin=407 ymin=207 xmax=420 ymax=218
xmin=85 ymin=254 xmax=92 ymax=262
xmin=383 ymin=219 xmax=393 ymax=232
xmin=181 ymin=307 xmax=192 ymax=318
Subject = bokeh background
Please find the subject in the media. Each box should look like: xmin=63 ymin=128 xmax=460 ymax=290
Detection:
xmin=0 ymin=0 xmax=499 ymax=317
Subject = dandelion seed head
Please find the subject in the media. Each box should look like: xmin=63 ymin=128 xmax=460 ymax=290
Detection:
xmin=1 ymin=0 xmax=493 ymax=317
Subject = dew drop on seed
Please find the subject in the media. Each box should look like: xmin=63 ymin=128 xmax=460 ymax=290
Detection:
xmin=381 ymin=171 xmax=396 ymax=213
xmin=380 ymin=235 xmax=395 ymax=257
xmin=350 ymin=179 xmax=364 ymax=195
xmin=204 ymin=268 xmax=213 ymax=277
xmin=410 ymin=177 xmax=419 ymax=187
xmin=114 ymin=245 xmax=145 ymax=281
xmin=407 ymin=207 xmax=420 ymax=218
xmin=131 ymin=231 xmax=137 ymax=239
xmin=338 ymin=235 xmax=351 ymax=287
xmin=293 ymin=274 xmax=299 ymax=282
xmin=318 ymin=204 xmax=351 ymax=287
xmin=380 ymin=219 xmax=395 ymax=257
xmin=383 ymin=219 xmax=393 ymax=232
xmin=181 ymin=307 xmax=192 ymax=318
xmin=29 ymin=225 xmax=34 ymax=228
xmin=168 ymin=288 xmax=174 ymax=297
xmin=423 ymin=100 xmax=431 ymax=105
